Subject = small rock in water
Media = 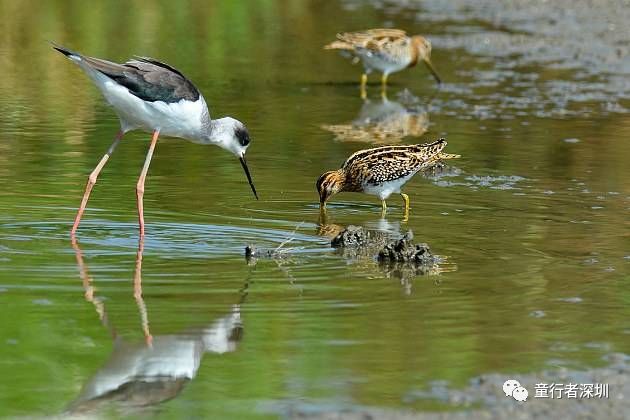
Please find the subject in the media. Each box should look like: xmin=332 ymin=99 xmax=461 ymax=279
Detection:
xmin=563 ymin=138 xmax=580 ymax=143
xmin=244 ymin=245 xmax=285 ymax=264
xmin=529 ymin=310 xmax=546 ymax=318
xmin=245 ymin=245 xmax=255 ymax=259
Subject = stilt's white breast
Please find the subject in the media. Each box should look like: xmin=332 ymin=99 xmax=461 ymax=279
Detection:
xmin=146 ymin=97 xmax=207 ymax=138
xmin=102 ymin=82 xmax=207 ymax=138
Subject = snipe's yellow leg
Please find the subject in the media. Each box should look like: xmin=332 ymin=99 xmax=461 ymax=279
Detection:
xmin=401 ymin=193 xmax=410 ymax=221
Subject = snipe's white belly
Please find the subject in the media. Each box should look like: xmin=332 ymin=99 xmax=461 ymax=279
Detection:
xmin=359 ymin=51 xmax=411 ymax=75
xmin=362 ymin=172 xmax=416 ymax=200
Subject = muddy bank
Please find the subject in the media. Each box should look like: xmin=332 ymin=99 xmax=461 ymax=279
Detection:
xmin=343 ymin=0 xmax=630 ymax=117
xmin=289 ymin=353 xmax=630 ymax=419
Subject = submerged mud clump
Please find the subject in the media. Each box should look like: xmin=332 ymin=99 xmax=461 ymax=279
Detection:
xmin=377 ymin=231 xmax=437 ymax=265
xmin=329 ymin=225 xmax=391 ymax=261
xmin=332 ymin=227 xmax=437 ymax=265
xmin=377 ymin=231 xmax=442 ymax=281
xmin=330 ymin=225 xmax=373 ymax=248
xmin=331 ymin=227 xmax=441 ymax=276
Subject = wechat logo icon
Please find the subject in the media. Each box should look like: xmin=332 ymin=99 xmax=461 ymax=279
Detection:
xmin=503 ymin=379 xmax=528 ymax=402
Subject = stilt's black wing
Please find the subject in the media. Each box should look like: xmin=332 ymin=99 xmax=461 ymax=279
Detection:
xmin=122 ymin=57 xmax=201 ymax=103
xmin=53 ymin=44 xmax=200 ymax=103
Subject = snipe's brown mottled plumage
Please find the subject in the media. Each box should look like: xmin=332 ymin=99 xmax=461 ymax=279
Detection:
xmin=324 ymin=28 xmax=441 ymax=98
xmin=316 ymin=139 xmax=459 ymax=217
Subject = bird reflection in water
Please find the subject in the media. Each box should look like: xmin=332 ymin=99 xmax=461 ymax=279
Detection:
xmin=66 ymin=238 xmax=245 ymax=416
xmin=321 ymin=91 xmax=429 ymax=144
xmin=316 ymin=211 xmax=401 ymax=241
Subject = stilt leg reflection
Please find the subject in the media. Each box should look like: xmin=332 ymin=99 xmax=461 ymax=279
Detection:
xmin=71 ymin=237 xmax=116 ymax=339
xmin=133 ymin=238 xmax=152 ymax=347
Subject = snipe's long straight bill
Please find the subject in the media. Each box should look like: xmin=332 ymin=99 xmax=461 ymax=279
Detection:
xmin=424 ymin=58 xmax=442 ymax=84
xmin=239 ymin=155 xmax=258 ymax=200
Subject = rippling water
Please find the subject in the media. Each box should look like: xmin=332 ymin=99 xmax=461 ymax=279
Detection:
xmin=0 ymin=0 xmax=629 ymax=418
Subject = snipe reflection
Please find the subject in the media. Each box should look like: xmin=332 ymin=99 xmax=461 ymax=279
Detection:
xmin=66 ymin=238 xmax=246 ymax=416
xmin=321 ymin=92 xmax=429 ymax=144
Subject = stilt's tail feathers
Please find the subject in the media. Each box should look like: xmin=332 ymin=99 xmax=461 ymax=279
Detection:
xmin=50 ymin=42 xmax=81 ymax=59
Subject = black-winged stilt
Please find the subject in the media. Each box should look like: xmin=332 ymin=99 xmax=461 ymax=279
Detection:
xmin=53 ymin=43 xmax=258 ymax=237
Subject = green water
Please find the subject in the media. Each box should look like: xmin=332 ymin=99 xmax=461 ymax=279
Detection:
xmin=1 ymin=0 xmax=629 ymax=418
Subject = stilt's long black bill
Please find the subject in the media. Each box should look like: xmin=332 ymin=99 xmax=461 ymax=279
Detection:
xmin=239 ymin=155 xmax=258 ymax=200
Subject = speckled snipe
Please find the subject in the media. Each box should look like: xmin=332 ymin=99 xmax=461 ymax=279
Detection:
xmin=316 ymin=139 xmax=459 ymax=218
xmin=324 ymin=28 xmax=441 ymax=98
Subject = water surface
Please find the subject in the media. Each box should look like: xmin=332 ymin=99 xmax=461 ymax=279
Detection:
xmin=0 ymin=0 xmax=629 ymax=418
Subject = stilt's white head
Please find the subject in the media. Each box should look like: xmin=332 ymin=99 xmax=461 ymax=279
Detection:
xmin=208 ymin=117 xmax=258 ymax=199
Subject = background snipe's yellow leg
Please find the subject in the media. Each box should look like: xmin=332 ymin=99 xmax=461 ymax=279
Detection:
xmin=360 ymin=73 xmax=368 ymax=99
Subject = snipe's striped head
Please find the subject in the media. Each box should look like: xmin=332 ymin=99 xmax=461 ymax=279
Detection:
xmin=316 ymin=170 xmax=345 ymax=209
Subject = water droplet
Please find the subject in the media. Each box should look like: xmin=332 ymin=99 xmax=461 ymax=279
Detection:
xmin=32 ymin=299 xmax=53 ymax=306
xmin=557 ymin=297 xmax=582 ymax=303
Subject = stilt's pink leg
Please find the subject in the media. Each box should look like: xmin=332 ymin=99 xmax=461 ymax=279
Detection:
xmin=136 ymin=130 xmax=160 ymax=237
xmin=71 ymin=131 xmax=124 ymax=236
